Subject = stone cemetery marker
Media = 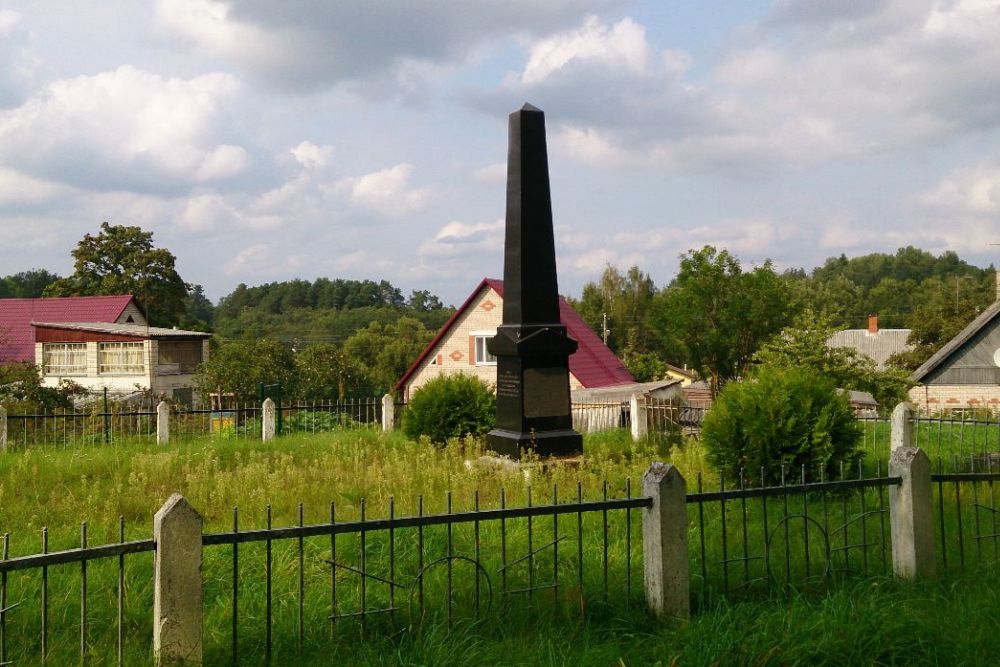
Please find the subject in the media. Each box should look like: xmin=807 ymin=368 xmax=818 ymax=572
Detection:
xmin=485 ymin=104 xmax=583 ymax=459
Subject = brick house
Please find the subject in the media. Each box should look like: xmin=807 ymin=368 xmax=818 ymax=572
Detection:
xmin=394 ymin=278 xmax=634 ymax=399
xmin=908 ymin=297 xmax=1000 ymax=414
xmin=0 ymin=295 xmax=210 ymax=401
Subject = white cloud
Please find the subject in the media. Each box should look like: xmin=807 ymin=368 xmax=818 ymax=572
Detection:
xmin=471 ymin=162 xmax=506 ymax=184
xmin=224 ymin=242 xmax=304 ymax=276
xmin=0 ymin=9 xmax=21 ymax=35
xmin=336 ymin=163 xmax=430 ymax=216
xmin=154 ymin=0 xmax=625 ymax=94
xmin=0 ymin=66 xmax=248 ymax=193
xmin=419 ymin=219 xmax=504 ymax=258
xmin=520 ymin=16 xmax=649 ymax=85
xmin=478 ymin=5 xmax=1000 ymax=175
xmin=0 ymin=9 xmax=39 ymax=109
xmin=291 ymin=142 xmax=335 ymax=170
xmin=920 ymin=161 xmax=1000 ymax=214
xmin=0 ymin=168 xmax=73 ymax=206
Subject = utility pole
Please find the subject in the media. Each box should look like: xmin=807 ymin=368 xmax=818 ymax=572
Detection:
xmin=602 ymin=312 xmax=610 ymax=345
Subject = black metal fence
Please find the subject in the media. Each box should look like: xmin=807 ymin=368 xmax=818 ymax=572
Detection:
xmin=688 ymin=462 xmax=899 ymax=600
xmin=0 ymin=396 xmax=392 ymax=448
xmin=4 ymin=454 xmax=1000 ymax=662
xmin=0 ymin=482 xmax=646 ymax=665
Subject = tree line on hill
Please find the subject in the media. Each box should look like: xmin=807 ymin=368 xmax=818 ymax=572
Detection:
xmin=2 ymin=222 xmax=995 ymax=403
xmin=570 ymin=245 xmax=995 ymax=405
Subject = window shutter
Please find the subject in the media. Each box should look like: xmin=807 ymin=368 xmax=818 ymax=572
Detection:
xmin=469 ymin=336 xmax=475 ymax=365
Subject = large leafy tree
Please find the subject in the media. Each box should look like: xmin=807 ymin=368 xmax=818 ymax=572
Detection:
xmin=293 ymin=343 xmax=364 ymax=400
xmin=343 ymin=317 xmax=434 ymax=394
xmin=651 ymin=246 xmax=791 ymax=395
xmin=193 ymin=338 xmax=296 ymax=402
xmin=44 ymin=222 xmax=188 ymax=327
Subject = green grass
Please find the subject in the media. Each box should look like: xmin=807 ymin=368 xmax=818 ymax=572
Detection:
xmin=1 ymin=429 xmax=998 ymax=665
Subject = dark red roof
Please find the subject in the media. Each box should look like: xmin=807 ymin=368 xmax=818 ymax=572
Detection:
xmin=395 ymin=279 xmax=634 ymax=392
xmin=0 ymin=295 xmax=136 ymax=362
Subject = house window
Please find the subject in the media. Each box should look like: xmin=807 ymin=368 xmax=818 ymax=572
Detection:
xmin=42 ymin=343 xmax=87 ymax=376
xmin=158 ymin=340 xmax=204 ymax=373
xmin=474 ymin=335 xmax=497 ymax=365
xmin=99 ymin=341 xmax=145 ymax=374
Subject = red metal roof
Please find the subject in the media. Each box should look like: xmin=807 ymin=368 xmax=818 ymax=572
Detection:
xmin=0 ymin=295 xmax=136 ymax=362
xmin=395 ymin=279 xmax=634 ymax=392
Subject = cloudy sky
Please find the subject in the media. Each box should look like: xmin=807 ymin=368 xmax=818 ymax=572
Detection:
xmin=1 ymin=1 xmax=999 ymax=305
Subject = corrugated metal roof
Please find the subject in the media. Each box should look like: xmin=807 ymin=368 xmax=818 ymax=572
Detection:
xmin=827 ymin=328 xmax=912 ymax=369
xmin=911 ymin=299 xmax=1000 ymax=382
xmin=0 ymin=295 xmax=135 ymax=362
xmin=32 ymin=322 xmax=210 ymax=338
xmin=571 ymin=380 xmax=682 ymax=403
xmin=395 ymin=278 xmax=635 ymax=392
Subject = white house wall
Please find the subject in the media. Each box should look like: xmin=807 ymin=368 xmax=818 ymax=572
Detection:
xmin=35 ymin=340 xmax=153 ymax=393
xmin=34 ymin=337 xmax=208 ymax=399
xmin=405 ymin=287 xmax=584 ymax=397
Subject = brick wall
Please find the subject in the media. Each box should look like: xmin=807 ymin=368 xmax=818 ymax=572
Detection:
xmin=405 ymin=287 xmax=584 ymax=397
xmin=909 ymin=384 xmax=1000 ymax=414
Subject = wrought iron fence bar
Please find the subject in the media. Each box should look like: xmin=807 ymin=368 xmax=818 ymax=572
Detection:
xmin=201 ymin=497 xmax=652 ymax=546
xmin=689 ymin=476 xmax=902 ymax=503
xmin=932 ymin=473 xmax=1000 ymax=482
xmin=0 ymin=539 xmax=155 ymax=573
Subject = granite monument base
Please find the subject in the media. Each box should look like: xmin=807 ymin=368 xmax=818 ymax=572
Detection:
xmin=485 ymin=427 xmax=583 ymax=460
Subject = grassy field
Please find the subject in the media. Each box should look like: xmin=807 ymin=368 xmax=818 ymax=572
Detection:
xmin=0 ymin=429 xmax=997 ymax=665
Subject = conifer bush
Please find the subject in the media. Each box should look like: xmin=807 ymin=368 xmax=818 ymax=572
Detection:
xmin=702 ymin=366 xmax=863 ymax=485
xmin=401 ymin=374 xmax=496 ymax=443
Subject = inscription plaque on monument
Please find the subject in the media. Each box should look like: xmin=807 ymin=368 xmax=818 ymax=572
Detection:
xmin=484 ymin=104 xmax=583 ymax=459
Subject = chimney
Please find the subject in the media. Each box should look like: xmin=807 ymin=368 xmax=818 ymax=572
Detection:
xmin=867 ymin=314 xmax=878 ymax=335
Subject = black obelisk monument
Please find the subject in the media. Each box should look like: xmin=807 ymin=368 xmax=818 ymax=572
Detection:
xmin=485 ymin=104 xmax=583 ymax=459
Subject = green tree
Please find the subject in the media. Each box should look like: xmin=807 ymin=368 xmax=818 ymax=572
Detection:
xmin=343 ymin=317 xmax=433 ymax=394
xmin=294 ymin=343 xmax=365 ymax=399
xmin=570 ymin=264 xmax=658 ymax=354
xmin=44 ymin=222 xmax=188 ymax=327
xmin=754 ymin=310 xmax=911 ymax=409
xmin=193 ymin=338 xmax=296 ymax=402
xmin=888 ymin=278 xmax=993 ymax=371
xmin=0 ymin=269 xmax=62 ymax=298
xmin=179 ymin=284 xmax=215 ymax=331
xmin=702 ymin=365 xmax=863 ymax=485
xmin=651 ymin=246 xmax=792 ymax=395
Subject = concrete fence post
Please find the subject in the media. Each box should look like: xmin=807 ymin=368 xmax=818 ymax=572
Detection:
xmin=382 ymin=393 xmax=394 ymax=432
xmin=889 ymin=446 xmax=935 ymax=579
xmin=157 ymin=401 xmax=170 ymax=446
xmin=262 ymin=398 xmax=275 ymax=442
xmin=153 ymin=494 xmax=203 ymax=666
xmin=891 ymin=402 xmax=914 ymax=452
xmin=642 ymin=462 xmax=689 ymax=619
xmin=0 ymin=405 xmax=6 ymax=451
xmin=630 ymin=394 xmax=648 ymax=442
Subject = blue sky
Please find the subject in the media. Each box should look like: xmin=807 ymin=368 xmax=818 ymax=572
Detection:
xmin=1 ymin=1 xmax=998 ymax=305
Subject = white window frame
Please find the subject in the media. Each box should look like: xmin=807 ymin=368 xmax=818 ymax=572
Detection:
xmin=42 ymin=343 xmax=87 ymax=376
xmin=472 ymin=331 xmax=497 ymax=366
xmin=98 ymin=341 xmax=145 ymax=375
